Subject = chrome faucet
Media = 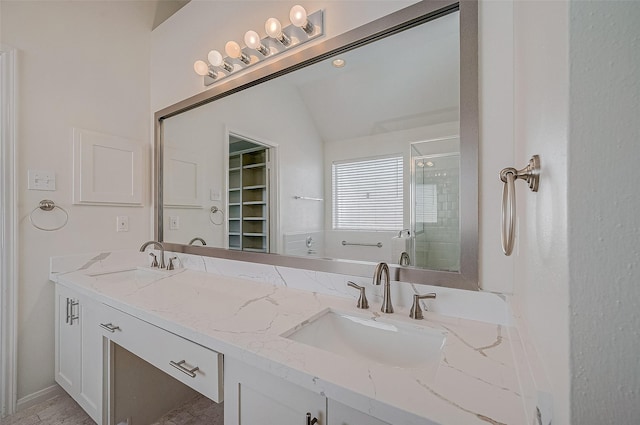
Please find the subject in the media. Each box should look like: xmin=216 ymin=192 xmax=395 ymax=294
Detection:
xmin=139 ymin=241 xmax=166 ymax=269
xmin=373 ymin=262 xmax=393 ymax=313
xmin=188 ymin=237 xmax=206 ymax=246
xmin=399 ymin=251 xmax=410 ymax=266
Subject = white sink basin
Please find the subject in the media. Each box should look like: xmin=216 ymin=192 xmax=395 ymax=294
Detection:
xmin=282 ymin=309 xmax=445 ymax=369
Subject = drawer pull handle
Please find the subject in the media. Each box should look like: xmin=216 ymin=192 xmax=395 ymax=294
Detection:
xmin=170 ymin=360 xmax=199 ymax=378
xmin=99 ymin=323 xmax=120 ymax=333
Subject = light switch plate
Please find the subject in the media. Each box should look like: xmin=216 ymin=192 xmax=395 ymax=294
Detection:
xmin=169 ymin=216 xmax=179 ymax=230
xmin=28 ymin=170 xmax=56 ymax=191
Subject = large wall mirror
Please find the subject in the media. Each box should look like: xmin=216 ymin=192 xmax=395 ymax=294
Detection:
xmin=155 ymin=0 xmax=478 ymax=290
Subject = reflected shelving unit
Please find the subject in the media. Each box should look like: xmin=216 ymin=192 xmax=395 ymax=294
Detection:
xmin=228 ymin=142 xmax=269 ymax=252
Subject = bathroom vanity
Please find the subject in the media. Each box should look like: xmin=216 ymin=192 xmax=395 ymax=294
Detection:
xmin=50 ymin=250 xmax=532 ymax=425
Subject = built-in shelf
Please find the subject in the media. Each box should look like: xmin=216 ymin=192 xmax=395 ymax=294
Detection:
xmin=243 ymin=163 xmax=266 ymax=169
xmin=243 ymin=248 xmax=267 ymax=253
xmin=228 ymin=144 xmax=269 ymax=253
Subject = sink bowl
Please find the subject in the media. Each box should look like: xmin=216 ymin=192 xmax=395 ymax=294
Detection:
xmin=282 ymin=309 xmax=445 ymax=369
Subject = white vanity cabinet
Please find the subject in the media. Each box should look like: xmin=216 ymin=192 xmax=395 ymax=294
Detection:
xmin=224 ymin=358 xmax=391 ymax=425
xmin=54 ymin=284 xmax=103 ymax=423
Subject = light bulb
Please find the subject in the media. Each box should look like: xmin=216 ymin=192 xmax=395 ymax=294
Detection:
xmin=244 ymin=30 xmax=269 ymax=56
xmin=208 ymin=50 xmax=223 ymax=66
xmin=265 ymin=18 xmax=282 ymax=38
xmin=208 ymin=50 xmax=233 ymax=73
xmin=244 ymin=31 xmax=260 ymax=49
xmin=193 ymin=60 xmax=209 ymax=76
xmin=289 ymin=5 xmax=313 ymax=34
xmin=193 ymin=60 xmax=217 ymax=80
xmin=225 ymin=41 xmax=250 ymax=64
xmin=225 ymin=41 xmax=241 ymax=58
xmin=265 ymin=17 xmax=291 ymax=46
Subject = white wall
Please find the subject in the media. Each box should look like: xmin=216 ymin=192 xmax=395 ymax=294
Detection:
xmin=511 ymin=1 xmax=570 ymax=423
xmin=0 ymin=1 xmax=154 ymax=402
xmin=568 ymin=1 xmax=640 ymax=423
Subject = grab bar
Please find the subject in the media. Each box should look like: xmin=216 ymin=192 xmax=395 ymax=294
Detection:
xmin=499 ymin=155 xmax=540 ymax=256
xmin=342 ymin=240 xmax=383 ymax=248
xmin=293 ymin=195 xmax=324 ymax=201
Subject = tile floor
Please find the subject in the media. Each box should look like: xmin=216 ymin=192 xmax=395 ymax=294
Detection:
xmin=0 ymin=392 xmax=223 ymax=425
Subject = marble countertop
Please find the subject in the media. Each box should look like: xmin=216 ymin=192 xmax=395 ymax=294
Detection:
xmin=51 ymin=253 xmax=527 ymax=425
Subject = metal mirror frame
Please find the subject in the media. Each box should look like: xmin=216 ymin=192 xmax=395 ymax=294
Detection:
xmin=154 ymin=0 xmax=478 ymax=290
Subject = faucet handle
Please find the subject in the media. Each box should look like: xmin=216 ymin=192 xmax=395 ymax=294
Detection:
xmin=167 ymin=257 xmax=178 ymax=271
xmin=149 ymin=253 xmax=159 ymax=268
xmin=409 ymin=293 xmax=436 ymax=320
xmin=347 ymin=281 xmax=369 ymax=309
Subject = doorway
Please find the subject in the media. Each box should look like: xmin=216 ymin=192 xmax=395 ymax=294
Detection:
xmin=226 ymin=132 xmax=278 ymax=253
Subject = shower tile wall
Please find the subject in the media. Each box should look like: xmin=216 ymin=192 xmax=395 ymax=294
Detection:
xmin=415 ymin=165 xmax=460 ymax=271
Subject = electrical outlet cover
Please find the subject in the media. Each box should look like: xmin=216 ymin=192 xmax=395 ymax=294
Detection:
xmin=116 ymin=216 xmax=129 ymax=232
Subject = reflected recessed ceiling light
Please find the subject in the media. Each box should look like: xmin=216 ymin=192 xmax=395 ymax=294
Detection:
xmin=417 ymin=161 xmax=425 ymax=168
xmin=426 ymin=161 xmax=434 ymax=167
xmin=332 ymin=58 xmax=346 ymax=68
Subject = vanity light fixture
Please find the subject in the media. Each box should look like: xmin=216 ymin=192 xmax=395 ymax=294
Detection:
xmin=208 ymin=50 xmax=234 ymax=73
xmin=193 ymin=60 xmax=218 ymax=79
xmin=244 ymin=30 xmax=269 ymax=56
xmin=265 ymin=17 xmax=291 ymax=46
xmin=193 ymin=6 xmax=324 ymax=86
xmin=290 ymin=5 xmax=314 ymax=35
xmin=225 ymin=41 xmax=251 ymax=65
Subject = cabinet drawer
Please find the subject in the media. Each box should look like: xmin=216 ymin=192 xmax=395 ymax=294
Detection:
xmin=98 ymin=304 xmax=223 ymax=402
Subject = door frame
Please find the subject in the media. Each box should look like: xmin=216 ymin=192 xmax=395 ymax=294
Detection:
xmin=0 ymin=44 xmax=18 ymax=417
xmin=225 ymin=127 xmax=280 ymax=254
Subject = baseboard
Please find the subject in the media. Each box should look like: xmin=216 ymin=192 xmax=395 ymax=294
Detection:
xmin=16 ymin=384 xmax=64 ymax=412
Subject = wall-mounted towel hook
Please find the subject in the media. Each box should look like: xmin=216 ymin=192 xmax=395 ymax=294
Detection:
xmin=499 ymin=155 xmax=540 ymax=256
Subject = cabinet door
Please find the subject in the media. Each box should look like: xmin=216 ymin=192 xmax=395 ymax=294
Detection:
xmin=327 ymin=399 xmax=391 ymax=425
xmin=225 ymin=358 xmax=325 ymax=425
xmin=54 ymin=284 xmax=103 ymax=424
xmin=55 ymin=285 xmax=81 ymax=395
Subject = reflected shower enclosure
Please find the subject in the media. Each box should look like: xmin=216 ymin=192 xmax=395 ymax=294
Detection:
xmin=411 ymin=140 xmax=460 ymax=271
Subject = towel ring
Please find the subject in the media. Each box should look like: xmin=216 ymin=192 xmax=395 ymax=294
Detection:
xmin=29 ymin=200 xmax=69 ymax=231
xmin=499 ymin=155 xmax=540 ymax=256
xmin=209 ymin=206 xmax=224 ymax=225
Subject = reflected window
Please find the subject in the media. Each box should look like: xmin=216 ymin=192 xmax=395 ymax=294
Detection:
xmin=332 ymin=156 xmax=403 ymax=231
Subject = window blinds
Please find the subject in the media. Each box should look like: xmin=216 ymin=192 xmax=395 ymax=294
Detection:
xmin=332 ymin=156 xmax=403 ymax=231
